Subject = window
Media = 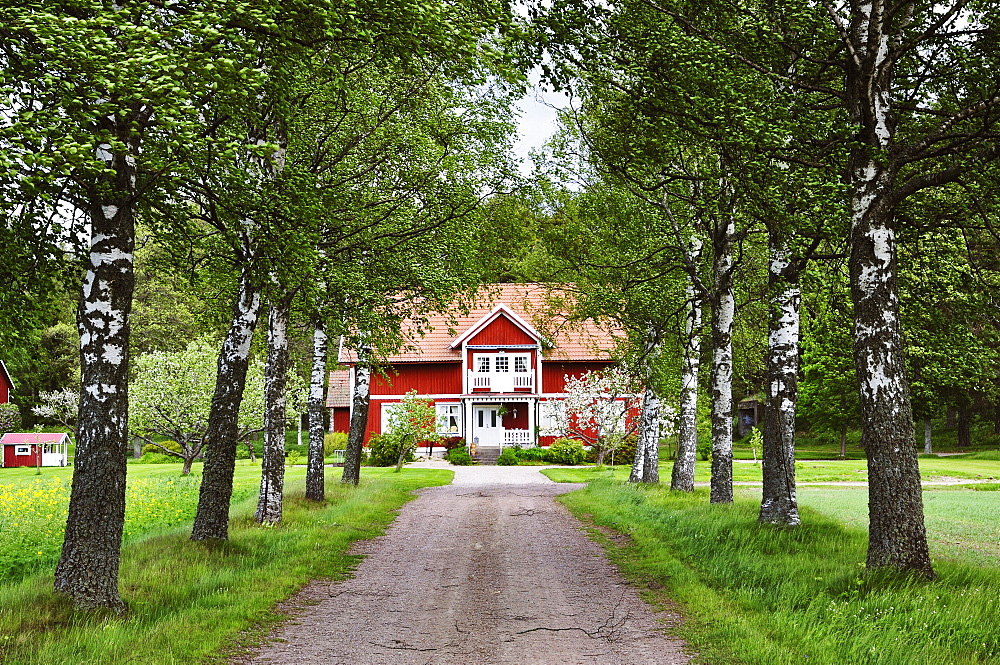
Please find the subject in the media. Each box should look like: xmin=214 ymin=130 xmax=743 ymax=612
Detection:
xmin=436 ymin=404 xmax=461 ymax=434
xmin=14 ymin=446 xmax=29 ymax=455
xmin=539 ymin=401 xmax=566 ymax=436
xmin=514 ymin=356 xmax=529 ymax=373
xmin=380 ymin=402 xmax=404 ymax=434
xmin=476 ymin=355 xmax=490 ymax=372
xmin=495 ymin=355 xmax=509 ymax=372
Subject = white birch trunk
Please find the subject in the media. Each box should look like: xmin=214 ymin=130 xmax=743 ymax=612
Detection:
xmin=923 ymin=417 xmax=932 ymax=455
xmin=671 ymin=276 xmax=702 ymax=492
xmin=710 ymin=217 xmax=735 ymax=504
xmin=256 ymin=298 xmax=291 ymax=524
xmin=759 ymin=238 xmax=801 ymax=525
xmin=306 ymin=324 xmax=328 ymax=501
xmin=342 ymin=343 xmax=372 ymax=485
xmin=631 ymin=325 xmax=661 ymax=484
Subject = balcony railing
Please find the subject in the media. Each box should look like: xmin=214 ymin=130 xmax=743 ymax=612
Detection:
xmin=469 ymin=371 xmax=534 ymax=392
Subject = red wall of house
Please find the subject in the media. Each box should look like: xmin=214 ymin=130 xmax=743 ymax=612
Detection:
xmin=331 ymin=408 xmax=350 ymax=433
xmin=372 ymin=363 xmax=462 ymax=395
xmin=0 ymin=374 xmax=10 ymax=403
xmin=467 ymin=316 xmax=536 ymax=346
xmin=500 ymin=402 xmax=529 ymax=430
xmin=541 ymin=361 xmax=615 ymax=393
xmin=3 ymin=444 xmax=39 ymax=468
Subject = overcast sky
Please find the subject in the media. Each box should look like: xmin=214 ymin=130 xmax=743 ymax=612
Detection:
xmin=511 ymin=81 xmax=570 ymax=176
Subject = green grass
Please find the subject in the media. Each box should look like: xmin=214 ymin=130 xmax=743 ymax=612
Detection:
xmin=0 ymin=462 xmax=263 ymax=581
xmin=542 ymin=456 xmax=1000 ymax=485
xmin=0 ymin=467 xmax=451 ymax=664
xmin=558 ymin=479 xmax=1000 ymax=664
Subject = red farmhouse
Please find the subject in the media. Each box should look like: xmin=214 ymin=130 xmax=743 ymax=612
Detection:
xmin=0 ymin=360 xmax=13 ymax=404
xmin=327 ymin=284 xmax=622 ymax=454
xmin=1 ymin=432 xmax=70 ymax=468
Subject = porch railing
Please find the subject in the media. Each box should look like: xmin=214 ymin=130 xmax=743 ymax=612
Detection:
xmin=503 ymin=429 xmax=532 ymax=446
xmin=469 ymin=372 xmax=534 ymax=391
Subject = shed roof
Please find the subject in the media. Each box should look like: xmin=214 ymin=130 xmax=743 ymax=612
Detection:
xmin=1 ymin=432 xmax=70 ymax=444
xmin=338 ymin=283 xmax=622 ymax=364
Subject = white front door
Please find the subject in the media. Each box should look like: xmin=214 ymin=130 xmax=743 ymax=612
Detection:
xmin=474 ymin=406 xmax=502 ymax=446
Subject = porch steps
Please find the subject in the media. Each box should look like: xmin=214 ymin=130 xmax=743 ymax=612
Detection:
xmin=473 ymin=448 xmax=502 ymax=465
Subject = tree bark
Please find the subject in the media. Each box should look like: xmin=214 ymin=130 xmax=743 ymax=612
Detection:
xmin=923 ymin=417 xmax=932 ymax=455
xmin=191 ymin=270 xmax=261 ymax=541
xmin=341 ymin=344 xmax=372 ymax=486
xmin=840 ymin=425 xmax=848 ymax=459
xmin=631 ymin=325 xmax=661 ymax=484
xmin=54 ymin=139 xmax=136 ymax=612
xmin=255 ymin=297 xmax=291 ymax=524
xmin=945 ymin=407 xmax=956 ymax=430
xmin=671 ymin=279 xmax=701 ymax=492
xmin=956 ymin=406 xmax=971 ymax=448
xmin=305 ymin=324 xmax=328 ymax=501
xmin=630 ymin=386 xmax=661 ymax=483
xmin=710 ymin=217 xmax=735 ymax=504
xmin=758 ymin=238 xmax=801 ymax=526
xmin=844 ymin=4 xmax=933 ymax=577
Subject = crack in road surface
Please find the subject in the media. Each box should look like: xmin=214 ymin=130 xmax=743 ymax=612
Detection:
xmin=236 ymin=465 xmax=690 ymax=664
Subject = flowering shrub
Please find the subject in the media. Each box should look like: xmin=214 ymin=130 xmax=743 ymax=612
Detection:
xmin=547 ymin=438 xmax=587 ymax=465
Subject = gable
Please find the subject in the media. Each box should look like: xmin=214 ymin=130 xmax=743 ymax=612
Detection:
xmin=467 ymin=314 xmax=537 ymax=346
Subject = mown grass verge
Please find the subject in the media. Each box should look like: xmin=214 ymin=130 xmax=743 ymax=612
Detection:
xmin=0 ymin=467 xmax=451 ymax=664
xmin=557 ymin=479 xmax=1000 ymax=664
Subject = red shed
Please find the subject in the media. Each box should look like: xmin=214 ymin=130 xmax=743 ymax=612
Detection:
xmin=1 ymin=432 xmax=70 ymax=468
xmin=328 ymin=284 xmax=631 ymax=456
xmin=0 ymin=360 xmax=13 ymax=404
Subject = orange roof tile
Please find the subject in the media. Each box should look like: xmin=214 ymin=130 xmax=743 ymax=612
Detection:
xmin=338 ymin=283 xmax=622 ymax=364
xmin=325 ymin=369 xmax=350 ymax=408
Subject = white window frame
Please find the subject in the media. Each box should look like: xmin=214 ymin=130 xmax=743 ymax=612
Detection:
xmin=380 ymin=402 xmax=404 ymax=434
xmin=474 ymin=355 xmax=491 ymax=373
xmin=514 ymin=355 xmax=529 ymax=373
xmin=14 ymin=445 xmax=30 ymax=456
xmin=436 ymin=403 xmax=462 ymax=435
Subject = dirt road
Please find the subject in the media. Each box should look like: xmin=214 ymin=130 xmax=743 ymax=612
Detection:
xmin=240 ymin=465 xmax=690 ymax=664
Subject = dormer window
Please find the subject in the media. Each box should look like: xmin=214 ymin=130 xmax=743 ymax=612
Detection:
xmin=495 ymin=355 xmax=509 ymax=373
xmin=476 ymin=356 xmax=491 ymax=372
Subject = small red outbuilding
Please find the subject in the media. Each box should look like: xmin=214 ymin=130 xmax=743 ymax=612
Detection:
xmin=0 ymin=432 xmax=70 ymax=468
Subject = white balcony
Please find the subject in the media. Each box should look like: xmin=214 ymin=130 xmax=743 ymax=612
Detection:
xmin=469 ymin=371 xmax=534 ymax=392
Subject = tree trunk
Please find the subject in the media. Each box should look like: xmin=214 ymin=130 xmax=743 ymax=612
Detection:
xmin=181 ymin=456 xmax=194 ymax=476
xmin=671 ymin=280 xmax=701 ymax=492
xmin=710 ymin=217 xmax=735 ymax=504
xmin=945 ymin=407 xmax=956 ymax=430
xmin=132 ymin=437 xmax=142 ymax=459
xmin=341 ymin=344 xmax=372 ymax=486
xmin=54 ymin=150 xmax=136 ymax=612
xmin=845 ymin=9 xmax=933 ymax=577
xmin=191 ymin=271 xmax=261 ymax=541
xmin=630 ymin=386 xmax=661 ymax=483
xmin=923 ymin=417 xmax=932 ymax=455
xmin=759 ymin=238 xmax=801 ymax=526
xmin=993 ymin=402 xmax=1000 ymax=435
xmin=255 ymin=298 xmax=291 ymax=524
xmin=956 ymin=406 xmax=971 ymax=448
xmin=840 ymin=425 xmax=848 ymax=459
xmin=305 ymin=324 xmax=328 ymax=501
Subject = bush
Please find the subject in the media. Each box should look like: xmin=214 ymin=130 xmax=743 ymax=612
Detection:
xmin=697 ymin=440 xmax=712 ymax=461
xmin=496 ymin=448 xmax=519 ymax=466
xmin=324 ymin=432 xmax=348 ymax=455
xmin=513 ymin=447 xmax=549 ymax=463
xmin=366 ymin=433 xmax=414 ymax=467
xmin=547 ymin=438 xmax=587 ymax=465
xmin=446 ymin=448 xmax=474 ymax=466
xmin=136 ymin=453 xmax=178 ymax=465
xmin=0 ymin=403 xmax=21 ymax=432
xmin=141 ymin=440 xmax=182 ymax=456
xmin=442 ymin=437 xmax=465 ymax=451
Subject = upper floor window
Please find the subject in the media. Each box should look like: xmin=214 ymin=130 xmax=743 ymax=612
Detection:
xmin=476 ymin=356 xmax=490 ymax=373
xmin=514 ymin=356 xmax=529 ymax=373
xmin=495 ymin=355 xmax=509 ymax=372
xmin=473 ymin=353 xmax=530 ymax=373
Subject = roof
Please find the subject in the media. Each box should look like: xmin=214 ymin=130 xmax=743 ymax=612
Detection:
xmin=326 ymin=369 xmax=350 ymax=408
xmin=0 ymin=360 xmax=13 ymax=389
xmin=338 ymin=283 xmax=622 ymax=364
xmin=1 ymin=432 xmax=70 ymax=444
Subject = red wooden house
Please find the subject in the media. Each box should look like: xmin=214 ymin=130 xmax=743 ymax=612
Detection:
xmin=326 ymin=284 xmax=623 ymax=454
xmin=1 ymin=432 xmax=70 ymax=468
xmin=0 ymin=360 xmax=13 ymax=404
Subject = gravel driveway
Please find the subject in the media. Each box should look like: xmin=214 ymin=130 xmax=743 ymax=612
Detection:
xmin=238 ymin=465 xmax=690 ymax=664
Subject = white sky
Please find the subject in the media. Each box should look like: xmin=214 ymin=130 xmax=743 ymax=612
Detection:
xmin=511 ymin=79 xmax=570 ymax=176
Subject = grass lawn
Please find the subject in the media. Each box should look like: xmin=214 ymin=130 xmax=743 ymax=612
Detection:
xmin=543 ymin=456 xmax=1000 ymax=484
xmin=0 ymin=465 xmax=451 ymax=664
xmin=557 ymin=480 xmax=1000 ymax=664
